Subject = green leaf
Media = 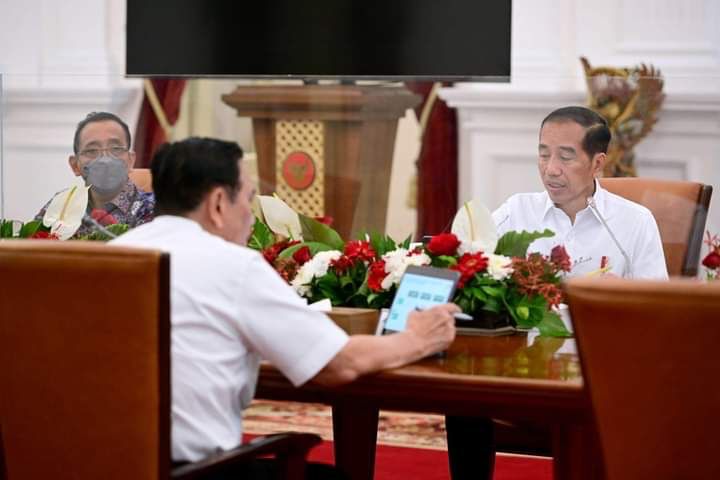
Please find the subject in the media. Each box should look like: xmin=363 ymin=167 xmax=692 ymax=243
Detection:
xmin=482 ymin=297 xmax=501 ymax=313
xmin=481 ymin=286 xmax=505 ymax=298
xmin=536 ymin=310 xmax=571 ymax=337
xmin=469 ymin=287 xmax=488 ymax=302
xmin=106 ymin=224 xmax=129 ymax=236
xmin=400 ymin=234 xmax=412 ymax=249
xmin=437 ymin=255 xmax=458 ymax=266
xmin=248 ymin=217 xmax=274 ymax=250
xmin=494 ymin=229 xmax=555 ymax=257
xmin=300 ymin=214 xmax=344 ymax=250
xmin=18 ymin=220 xmax=44 ymax=238
xmin=0 ymin=220 xmax=15 ymax=238
xmin=368 ymin=231 xmax=398 ymax=257
xmin=277 ymin=242 xmax=333 ymax=259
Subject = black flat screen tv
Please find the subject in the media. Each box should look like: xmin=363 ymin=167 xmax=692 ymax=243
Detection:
xmin=126 ymin=0 xmax=511 ymax=80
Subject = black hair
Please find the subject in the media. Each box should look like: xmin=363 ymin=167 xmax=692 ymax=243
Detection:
xmin=73 ymin=111 xmax=132 ymax=154
xmin=151 ymin=137 xmax=244 ymax=216
xmin=540 ymin=106 xmax=612 ymax=158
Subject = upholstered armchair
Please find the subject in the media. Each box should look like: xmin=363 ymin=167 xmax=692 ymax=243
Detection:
xmin=130 ymin=167 xmax=153 ymax=193
xmin=599 ymin=177 xmax=712 ymax=276
xmin=0 ymin=242 xmax=320 ymax=480
xmin=565 ymin=276 xmax=720 ymax=479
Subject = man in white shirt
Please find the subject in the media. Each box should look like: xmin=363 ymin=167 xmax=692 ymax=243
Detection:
xmin=446 ymin=106 xmax=668 ymax=480
xmin=112 ymin=137 xmax=459 ymax=479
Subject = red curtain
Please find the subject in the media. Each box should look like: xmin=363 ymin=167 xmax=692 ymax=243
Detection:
xmin=134 ymin=79 xmax=187 ymax=168
xmin=406 ymin=82 xmax=458 ymax=237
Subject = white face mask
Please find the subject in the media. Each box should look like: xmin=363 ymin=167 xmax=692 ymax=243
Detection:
xmin=82 ymin=156 xmax=128 ymax=197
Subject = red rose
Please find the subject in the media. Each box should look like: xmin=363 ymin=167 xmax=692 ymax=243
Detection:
xmin=367 ymin=260 xmax=387 ymax=292
xmin=427 ymin=233 xmax=461 ymax=256
xmin=451 ymin=252 xmax=489 ymax=288
xmin=90 ymin=208 xmax=118 ymax=226
xmin=30 ymin=231 xmax=59 ymax=240
xmin=314 ymin=215 xmax=334 ymax=226
xmin=550 ymin=245 xmax=571 ymax=272
xmin=344 ymin=240 xmax=376 ymax=262
xmin=702 ymin=250 xmax=720 ymax=270
xmin=292 ymin=246 xmax=312 ymax=265
xmin=330 ymin=255 xmax=354 ymax=274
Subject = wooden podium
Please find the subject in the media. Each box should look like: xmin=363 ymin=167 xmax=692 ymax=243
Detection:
xmin=222 ymin=85 xmax=420 ymax=238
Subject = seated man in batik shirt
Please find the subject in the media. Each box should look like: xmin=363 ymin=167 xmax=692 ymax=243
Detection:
xmin=34 ymin=111 xmax=155 ymax=237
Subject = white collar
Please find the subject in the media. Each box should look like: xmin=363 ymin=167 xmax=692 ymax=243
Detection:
xmin=541 ymin=178 xmax=608 ymax=221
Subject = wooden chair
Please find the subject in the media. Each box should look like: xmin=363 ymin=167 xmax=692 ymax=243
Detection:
xmin=0 ymin=241 xmax=319 ymax=480
xmin=565 ymin=276 xmax=720 ymax=480
xmin=599 ymin=177 xmax=713 ymax=276
xmin=130 ymin=168 xmax=153 ymax=192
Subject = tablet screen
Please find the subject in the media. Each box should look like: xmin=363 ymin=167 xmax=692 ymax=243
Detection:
xmin=384 ymin=266 xmax=459 ymax=332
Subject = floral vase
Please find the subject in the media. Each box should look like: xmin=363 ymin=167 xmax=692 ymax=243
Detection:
xmin=328 ymin=307 xmax=380 ymax=335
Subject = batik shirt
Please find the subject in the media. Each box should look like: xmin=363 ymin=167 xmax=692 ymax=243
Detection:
xmin=34 ymin=180 xmax=155 ymax=238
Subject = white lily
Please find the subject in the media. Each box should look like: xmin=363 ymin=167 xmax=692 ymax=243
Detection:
xmin=451 ymin=200 xmax=498 ymax=254
xmin=257 ymin=194 xmax=303 ymax=240
xmin=42 ymin=182 xmax=90 ymax=240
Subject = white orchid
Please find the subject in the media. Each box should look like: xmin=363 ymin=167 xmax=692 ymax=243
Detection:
xmin=290 ymin=250 xmax=342 ymax=296
xmin=380 ymin=248 xmax=431 ymax=290
xmin=486 ymin=254 xmax=513 ymax=280
xmin=451 ymin=200 xmax=498 ymax=254
xmin=42 ymin=182 xmax=90 ymax=240
xmin=257 ymin=194 xmax=303 ymax=240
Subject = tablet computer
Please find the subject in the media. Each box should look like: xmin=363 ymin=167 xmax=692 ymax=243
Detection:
xmin=382 ymin=265 xmax=461 ymax=334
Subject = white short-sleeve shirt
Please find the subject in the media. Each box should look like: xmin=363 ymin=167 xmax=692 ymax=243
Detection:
xmin=111 ymin=215 xmax=349 ymax=461
xmin=492 ymin=181 xmax=668 ymax=279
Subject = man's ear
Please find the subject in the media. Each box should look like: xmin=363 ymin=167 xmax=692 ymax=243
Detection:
xmin=205 ymin=187 xmax=227 ymax=230
xmin=592 ymin=152 xmax=606 ymax=176
xmin=68 ymin=155 xmax=82 ymax=176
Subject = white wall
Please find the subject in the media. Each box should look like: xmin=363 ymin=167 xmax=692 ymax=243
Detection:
xmin=440 ymin=0 xmax=720 ymax=241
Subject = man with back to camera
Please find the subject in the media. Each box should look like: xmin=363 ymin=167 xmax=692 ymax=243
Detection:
xmin=445 ymin=105 xmax=668 ymax=480
xmin=111 ymin=137 xmax=459 ymax=479
xmin=35 ymin=111 xmax=154 ymax=236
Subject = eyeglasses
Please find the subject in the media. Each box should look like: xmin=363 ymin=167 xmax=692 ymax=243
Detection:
xmin=78 ymin=146 xmax=130 ymax=160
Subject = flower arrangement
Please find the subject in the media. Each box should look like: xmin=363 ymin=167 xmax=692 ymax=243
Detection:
xmin=0 ymin=219 xmax=58 ymax=239
xmin=250 ymin=195 xmax=571 ymax=336
xmin=702 ymin=231 xmax=720 ymax=280
xmin=0 ymin=181 xmax=128 ymax=241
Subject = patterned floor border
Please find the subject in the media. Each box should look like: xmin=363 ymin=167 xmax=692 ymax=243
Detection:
xmin=243 ymin=399 xmax=448 ymax=451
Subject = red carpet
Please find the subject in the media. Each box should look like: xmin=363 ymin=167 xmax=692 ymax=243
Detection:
xmin=244 ymin=434 xmax=552 ymax=480
xmin=305 ymin=439 xmax=552 ymax=480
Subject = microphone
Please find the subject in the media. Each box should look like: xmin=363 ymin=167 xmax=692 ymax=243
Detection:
xmin=586 ymin=197 xmax=633 ymax=278
xmin=82 ymin=214 xmax=119 ymax=239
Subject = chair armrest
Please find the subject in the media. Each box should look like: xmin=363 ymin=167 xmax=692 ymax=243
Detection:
xmin=171 ymin=433 xmax=322 ymax=480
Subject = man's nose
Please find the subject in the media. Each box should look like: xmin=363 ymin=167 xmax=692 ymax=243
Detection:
xmin=545 ymin=156 xmax=563 ymax=176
